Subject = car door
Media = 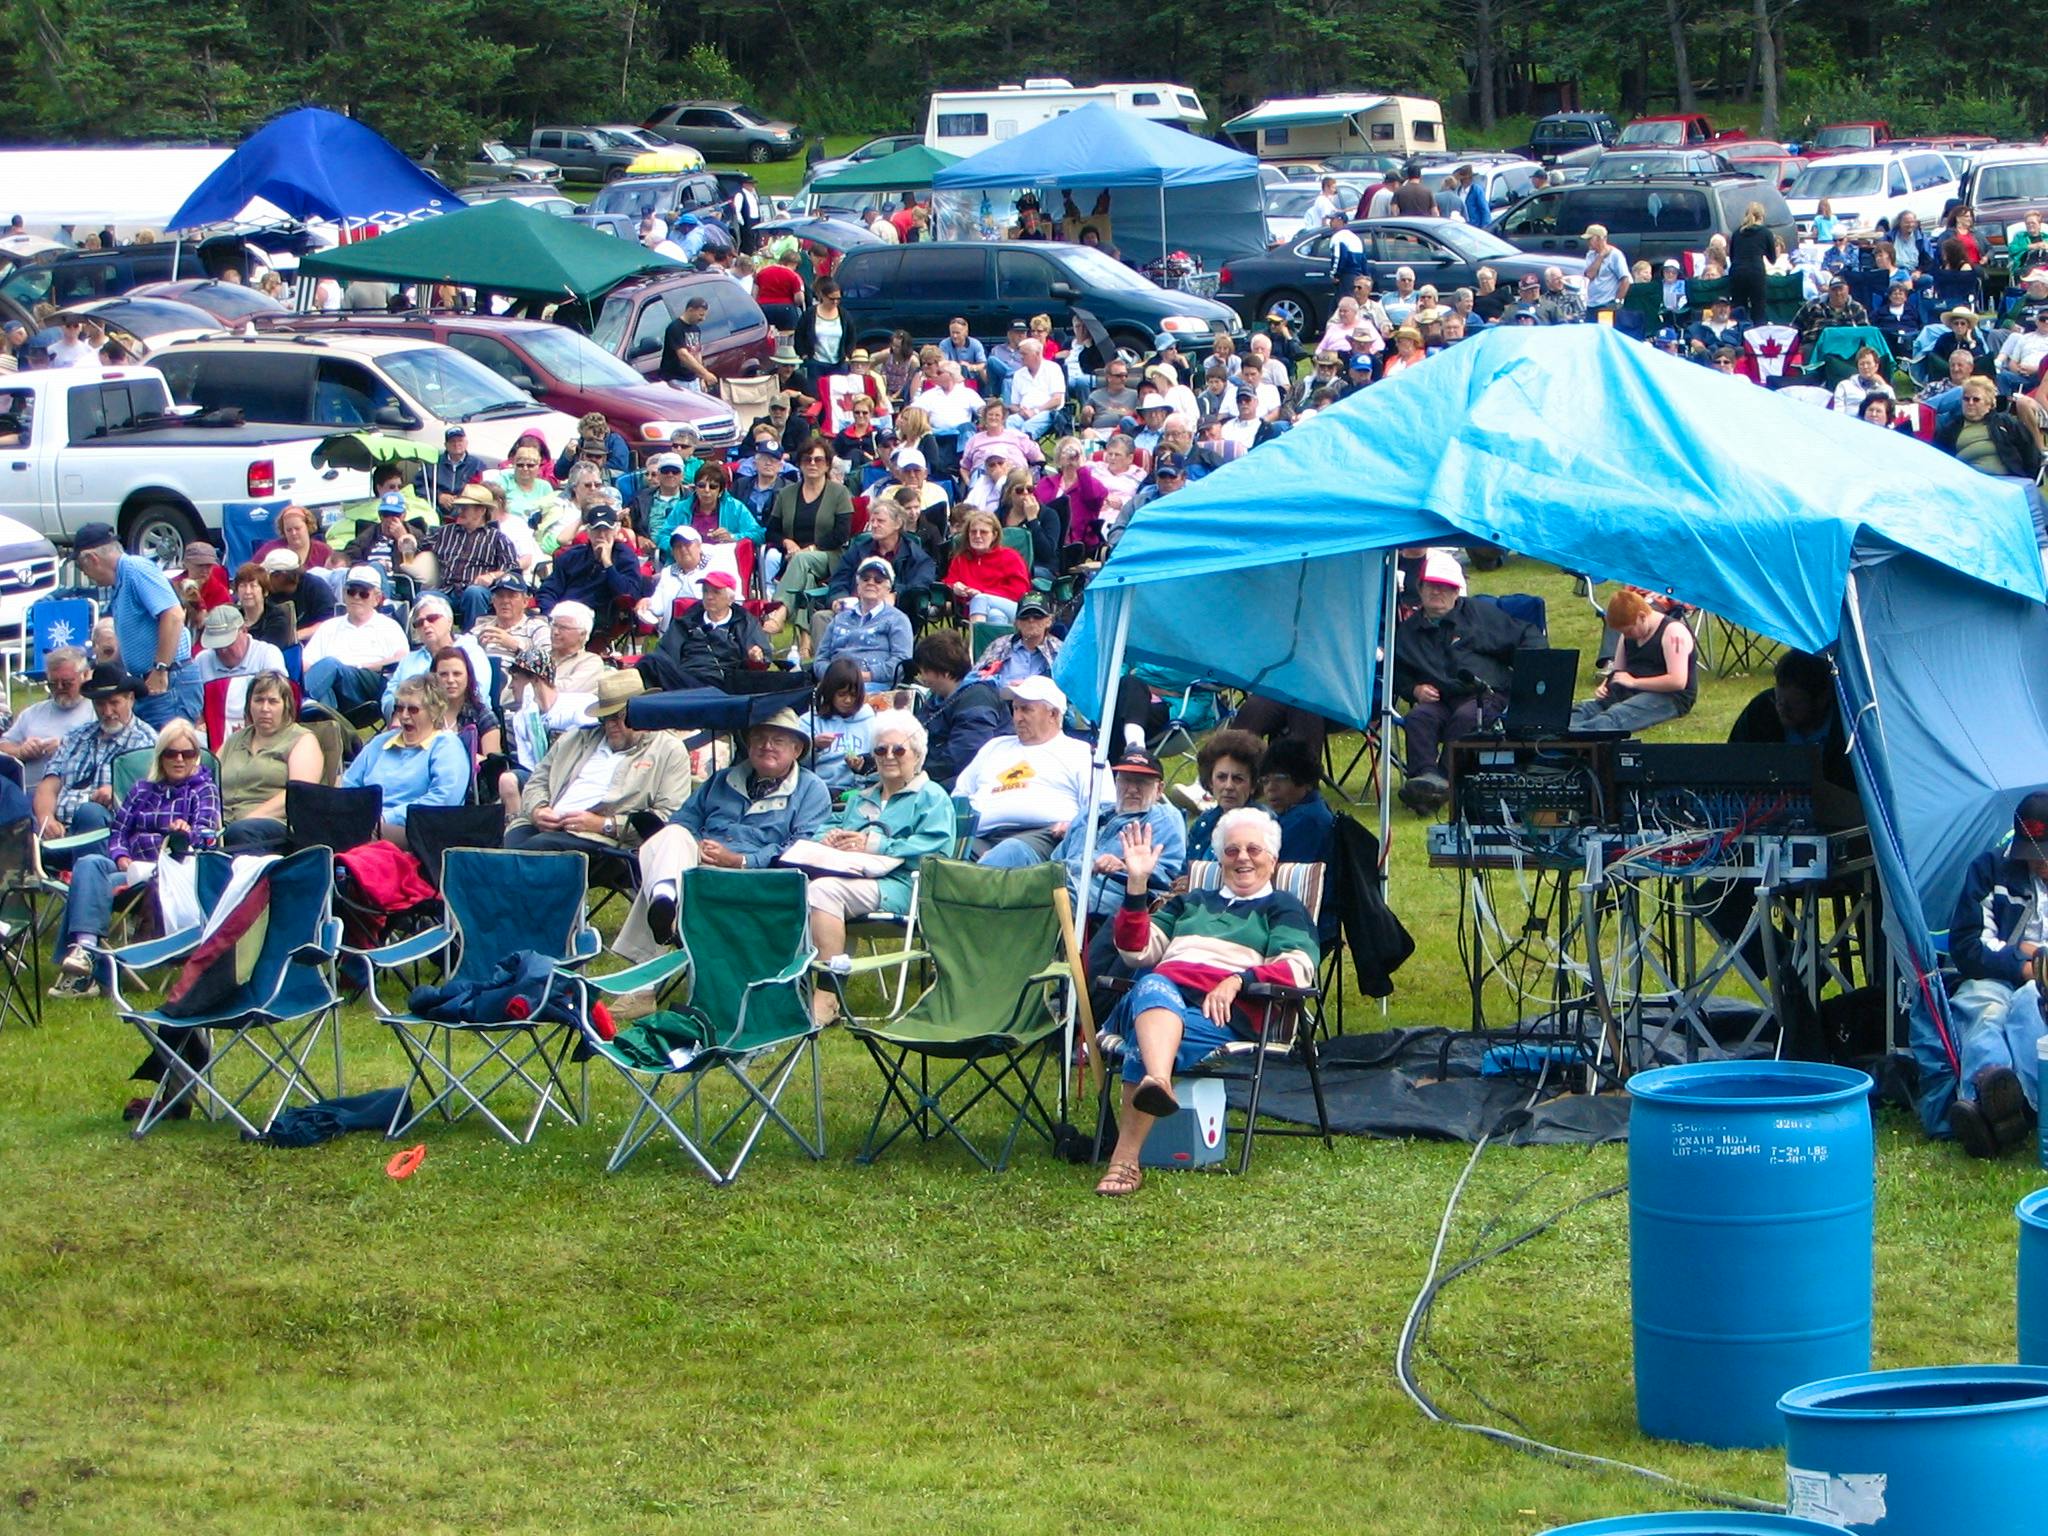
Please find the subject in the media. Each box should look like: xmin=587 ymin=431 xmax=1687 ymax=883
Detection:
xmin=1368 ymin=227 xmax=1458 ymax=289
xmin=691 ymin=283 xmax=768 ymax=373
xmin=558 ymin=129 xmax=598 ymax=177
xmin=0 ymin=382 xmax=49 ymax=532
xmin=624 ymin=298 xmax=672 ymax=376
xmin=1495 ymin=189 xmax=1569 ymax=253
xmin=681 ymin=108 xmax=735 ymax=158
xmin=313 ymin=358 xmax=409 ymax=430
xmin=892 ymin=246 xmax=993 ymax=343
xmin=444 ymin=332 xmax=548 ymax=399
xmin=996 ymin=248 xmax=1061 ymax=332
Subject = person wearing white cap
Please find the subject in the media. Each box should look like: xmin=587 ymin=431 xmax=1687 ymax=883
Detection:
xmin=378 ymin=591 xmax=495 ymax=722
xmin=300 ymin=565 xmax=408 ymax=713
xmin=815 ymin=556 xmax=912 ymax=685
xmin=957 ymin=675 xmax=1103 ymax=864
xmin=638 ymin=525 xmax=710 ymax=632
xmin=190 ymin=604 xmax=286 ymax=739
xmin=1390 ymin=550 xmax=1547 ymax=812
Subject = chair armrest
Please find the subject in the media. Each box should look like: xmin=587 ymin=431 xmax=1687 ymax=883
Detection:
xmin=1244 ymin=979 xmax=1319 ymax=1003
xmin=819 ymin=949 xmax=931 ymax=977
xmin=41 ymin=829 xmax=109 ymax=856
xmin=350 ymin=923 xmax=454 ymax=970
xmin=566 ymin=926 xmax=602 ymax=966
xmin=579 ymin=949 xmax=691 ymax=996
xmin=104 ymin=925 xmax=204 ymax=972
xmin=291 ymin=916 xmax=345 ymax=964
xmin=1025 ymin=964 xmax=1069 ymax=985
xmin=747 ymin=945 xmax=818 ymax=992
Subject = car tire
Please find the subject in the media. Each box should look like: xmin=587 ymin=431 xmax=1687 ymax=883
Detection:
xmin=125 ymin=500 xmax=200 ymax=569
xmin=603 ymin=165 xmax=625 ymax=184
xmin=1107 ymin=328 xmax=1152 ymax=367
xmin=1261 ymin=289 xmax=1318 ymax=334
xmin=747 ymin=142 xmax=771 ymax=164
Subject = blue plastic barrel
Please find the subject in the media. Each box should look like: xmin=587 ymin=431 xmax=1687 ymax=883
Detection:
xmin=1539 ymin=1515 xmax=1844 ymax=1535
xmin=2021 ymin=1191 xmax=2048 ymax=1367
xmin=1629 ymin=1060 xmax=1874 ymax=1448
xmin=1779 ymin=1365 xmax=2048 ymax=1532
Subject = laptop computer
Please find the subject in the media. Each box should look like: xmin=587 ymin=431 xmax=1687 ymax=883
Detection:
xmin=1498 ymin=647 xmax=1579 ymax=739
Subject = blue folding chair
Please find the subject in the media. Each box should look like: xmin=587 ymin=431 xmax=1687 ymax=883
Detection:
xmin=355 ymin=848 xmax=602 ymax=1146
xmin=27 ymin=596 xmax=94 ymax=679
xmin=106 ymin=847 xmax=344 ymax=1138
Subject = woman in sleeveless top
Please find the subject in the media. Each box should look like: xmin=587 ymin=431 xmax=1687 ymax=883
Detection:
xmin=1569 ymin=588 xmax=1698 ymax=735
xmin=219 ymin=672 xmax=324 ymax=851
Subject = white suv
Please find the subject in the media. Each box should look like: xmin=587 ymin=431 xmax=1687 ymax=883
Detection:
xmin=1785 ymin=149 xmax=1958 ymax=236
xmin=154 ymin=333 xmax=581 ymax=465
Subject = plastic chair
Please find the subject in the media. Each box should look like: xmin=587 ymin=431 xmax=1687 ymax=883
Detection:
xmin=106 ymin=847 xmax=344 ymax=1138
xmin=27 ymin=597 xmax=94 ymax=679
xmin=835 ymin=859 xmax=1074 ymax=1171
xmin=0 ymin=816 xmax=46 ymax=1028
xmin=571 ymin=868 xmax=822 ymax=1183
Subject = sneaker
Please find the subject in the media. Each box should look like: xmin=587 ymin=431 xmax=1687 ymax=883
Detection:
xmin=1952 ymin=1066 xmax=2029 ymax=1159
xmin=59 ymin=944 xmax=93 ymax=979
xmin=47 ymin=971 xmax=98 ymax=1000
xmin=646 ymin=888 xmax=678 ymax=947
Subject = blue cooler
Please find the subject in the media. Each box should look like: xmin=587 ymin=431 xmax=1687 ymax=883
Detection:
xmin=1139 ymin=1078 xmax=1226 ymax=1169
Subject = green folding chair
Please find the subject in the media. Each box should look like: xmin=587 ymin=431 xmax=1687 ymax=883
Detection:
xmin=837 ymin=859 xmax=1072 ymax=1171
xmin=572 ymin=867 xmax=823 ymax=1184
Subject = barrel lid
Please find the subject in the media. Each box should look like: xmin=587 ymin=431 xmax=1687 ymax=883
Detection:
xmin=2019 ymin=1188 xmax=2048 ymax=1229
xmin=1779 ymin=1365 xmax=2048 ymax=1420
xmin=1628 ymin=1059 xmax=1873 ymax=1110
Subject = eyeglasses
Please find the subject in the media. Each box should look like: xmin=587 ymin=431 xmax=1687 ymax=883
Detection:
xmin=511 ymin=458 xmax=540 ymax=469
xmin=345 ymin=585 xmax=377 ymax=598
xmin=872 ymin=742 xmax=912 ymax=757
xmin=803 ymin=454 xmax=828 ymax=466
xmin=161 ymin=747 xmax=199 ymax=761
xmin=393 ymin=703 xmax=424 ymax=715
xmin=1219 ymin=843 xmax=1267 ymax=859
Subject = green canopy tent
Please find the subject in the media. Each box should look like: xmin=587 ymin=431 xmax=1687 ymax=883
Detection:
xmin=809 ymin=144 xmax=960 ymax=194
xmin=297 ymin=198 xmax=681 ymax=302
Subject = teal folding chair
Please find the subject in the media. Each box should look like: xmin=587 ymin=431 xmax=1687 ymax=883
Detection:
xmin=571 ymin=867 xmax=822 ymax=1183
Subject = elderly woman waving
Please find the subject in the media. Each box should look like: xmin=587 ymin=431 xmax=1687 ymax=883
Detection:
xmin=1094 ymin=806 xmax=1318 ymax=1197
xmin=807 ymin=708 xmax=956 ymax=1024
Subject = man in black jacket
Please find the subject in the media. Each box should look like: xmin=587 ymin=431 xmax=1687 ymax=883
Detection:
xmin=911 ymin=629 xmax=1004 ymax=790
xmin=1391 ymin=551 xmax=1545 ymax=811
xmin=635 ymin=570 xmax=778 ymax=693
xmin=415 ymin=426 xmax=488 ymax=514
xmin=822 ymin=500 xmax=937 ymax=613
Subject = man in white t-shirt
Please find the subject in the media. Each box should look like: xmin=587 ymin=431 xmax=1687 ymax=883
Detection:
xmin=910 ymin=361 xmax=984 ymax=433
xmin=49 ymin=315 xmax=100 ymax=369
xmin=0 ymin=645 xmax=90 ymax=786
xmin=301 ymin=564 xmax=409 ymax=714
xmin=957 ymin=676 xmax=1102 ymax=864
xmin=191 ymin=605 xmax=286 ymax=735
xmin=1005 ymin=338 xmax=1067 ymax=437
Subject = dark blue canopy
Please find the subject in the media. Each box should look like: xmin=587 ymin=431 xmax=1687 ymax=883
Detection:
xmin=168 ymin=107 xmax=459 ymax=230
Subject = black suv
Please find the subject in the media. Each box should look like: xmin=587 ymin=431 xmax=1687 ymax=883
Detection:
xmin=1528 ymin=112 xmax=1617 ymax=162
xmin=834 ymin=242 xmax=1241 ymax=356
xmin=0 ymin=238 xmax=253 ymax=310
xmin=1492 ymin=173 xmax=1794 ymax=269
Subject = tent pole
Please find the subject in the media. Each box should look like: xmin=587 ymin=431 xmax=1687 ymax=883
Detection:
xmin=1067 ymin=587 xmax=1133 ymax=1126
xmin=1842 ymin=570 xmax=1890 ymax=762
xmin=1377 ymin=548 xmax=1397 ymax=1017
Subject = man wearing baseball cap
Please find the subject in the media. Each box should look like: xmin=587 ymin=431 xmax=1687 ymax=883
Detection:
xmin=191 ymin=604 xmax=286 ymax=736
xmin=815 ymin=555 xmax=912 ymax=685
xmin=471 ymin=575 xmax=547 ymax=682
xmin=300 ymin=565 xmax=409 ymax=712
xmin=1390 ymin=550 xmax=1546 ymax=812
xmin=971 ymin=593 xmax=1061 ymax=686
xmin=1038 ymin=744 xmax=1186 ymax=918
xmin=71 ymin=523 xmax=200 ymax=728
xmin=537 ymin=502 xmax=650 ymax=619
xmin=416 ymin=424 xmax=486 ymax=514
xmin=1944 ymin=790 xmax=2048 ymax=1157
xmin=955 ymin=674 xmax=1102 ymax=864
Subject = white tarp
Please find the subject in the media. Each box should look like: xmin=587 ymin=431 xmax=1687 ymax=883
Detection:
xmin=0 ymin=148 xmax=237 ymax=235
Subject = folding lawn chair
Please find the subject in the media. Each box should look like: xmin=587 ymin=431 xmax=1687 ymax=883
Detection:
xmin=571 ymin=867 xmax=822 ymax=1183
xmin=1095 ymin=859 xmax=1334 ymax=1175
xmin=357 ymin=848 xmax=600 ymax=1146
xmin=0 ymin=815 xmax=46 ymax=1028
xmin=106 ymin=846 xmax=345 ymax=1139
xmin=835 ymin=859 xmax=1073 ymax=1171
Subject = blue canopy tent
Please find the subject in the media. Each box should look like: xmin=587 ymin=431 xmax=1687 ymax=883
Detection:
xmin=167 ymin=107 xmax=460 ymax=232
xmin=928 ymin=102 xmax=1266 ymax=268
xmin=1056 ymin=325 xmax=2048 ymax=1134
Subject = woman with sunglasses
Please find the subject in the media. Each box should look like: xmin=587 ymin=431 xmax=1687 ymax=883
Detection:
xmin=805 ymin=708 xmax=956 ymax=1026
xmin=53 ymin=717 xmax=221 ymax=1000
xmin=340 ymin=676 xmax=468 ymax=850
xmin=766 ymin=434 xmax=854 ymax=620
xmin=654 ymin=462 xmax=763 ymax=552
xmin=490 ymin=443 xmax=556 ymax=529
xmin=830 ymin=394 xmax=884 ymax=470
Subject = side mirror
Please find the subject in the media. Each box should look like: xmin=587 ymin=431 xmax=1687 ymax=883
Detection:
xmin=1049 ymin=281 xmax=1080 ymax=302
xmin=373 ymin=404 xmax=418 ymax=429
xmin=629 ymin=336 xmax=659 ymax=360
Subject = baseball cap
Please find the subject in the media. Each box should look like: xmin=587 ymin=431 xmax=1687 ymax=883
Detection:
xmin=892 ymin=446 xmax=927 ymax=471
xmin=1016 ymin=594 xmax=1053 ymax=620
xmin=1653 ymin=326 xmax=1681 ymax=344
xmin=1003 ymin=675 xmax=1067 ymax=713
xmin=444 ymin=425 xmax=466 ymax=439
xmin=1419 ymin=550 xmax=1467 ymax=592
xmin=73 ymin=522 xmax=119 ymax=554
xmin=1348 ymin=351 xmax=1374 ymax=371
xmin=260 ymin=548 xmax=302 ymax=574
xmin=344 ymin=564 xmax=385 ymax=593
xmin=1113 ymin=745 xmax=1163 ymax=778
xmin=650 ymin=452 xmax=686 ymax=473
xmin=199 ymin=604 xmax=245 ymax=648
xmin=1152 ymin=331 xmax=1177 ymax=351
xmin=582 ymin=504 xmax=619 ymax=529
xmin=1153 ymin=450 xmax=1189 ymax=478
xmin=378 ymin=491 xmax=408 ymax=517
xmin=1827 ymin=274 xmax=1849 ymax=288
xmin=856 ymin=556 xmax=896 ymax=585
xmin=1008 ymin=317 xmax=1028 ymax=332
xmin=489 ymin=574 xmax=529 ymax=594
xmin=700 ymin=569 xmax=738 ymax=591
xmin=1518 ymin=273 xmax=1540 ymax=288
xmin=667 ymin=523 xmax=702 ymax=545
xmin=752 ymin=440 xmax=786 ymax=458
xmin=2014 ymin=791 xmax=2048 ymax=860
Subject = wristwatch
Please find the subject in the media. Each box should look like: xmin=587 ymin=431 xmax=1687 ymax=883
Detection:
xmin=604 ymin=815 xmax=618 ymax=838
xmin=150 ymin=663 xmax=171 ymax=675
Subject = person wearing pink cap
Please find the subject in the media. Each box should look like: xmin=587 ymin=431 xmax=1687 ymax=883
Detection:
xmin=1389 ymin=551 xmax=1546 ymax=813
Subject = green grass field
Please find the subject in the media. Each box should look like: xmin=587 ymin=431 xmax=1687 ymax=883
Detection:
xmin=1 ymin=559 xmax=2039 ymax=1534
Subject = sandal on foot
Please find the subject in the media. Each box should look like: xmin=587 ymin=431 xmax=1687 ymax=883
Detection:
xmin=1094 ymin=1161 xmax=1144 ymax=1197
xmin=1131 ymin=1076 xmax=1179 ymax=1118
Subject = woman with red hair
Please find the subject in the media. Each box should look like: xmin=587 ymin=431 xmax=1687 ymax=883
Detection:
xmin=1569 ymin=588 xmax=1697 ymax=734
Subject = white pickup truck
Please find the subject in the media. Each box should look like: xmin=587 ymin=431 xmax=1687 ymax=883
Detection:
xmin=0 ymin=364 xmax=367 ymax=564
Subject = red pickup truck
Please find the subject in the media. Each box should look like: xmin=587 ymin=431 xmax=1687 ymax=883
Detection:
xmin=1808 ymin=121 xmax=1893 ymax=155
xmin=1617 ymin=114 xmax=1744 ymax=147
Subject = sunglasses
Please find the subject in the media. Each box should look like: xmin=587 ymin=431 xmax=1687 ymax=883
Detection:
xmin=511 ymin=458 xmax=540 ymax=468
xmin=872 ymin=742 xmax=912 ymax=757
xmin=160 ymin=747 xmax=199 ymax=761
xmin=1219 ymin=843 xmax=1267 ymax=858
xmin=857 ymin=572 xmax=888 ymax=583
xmin=345 ymin=585 xmax=377 ymax=598
xmin=393 ymin=703 xmax=424 ymax=715
xmin=657 ymin=466 xmax=683 ymax=474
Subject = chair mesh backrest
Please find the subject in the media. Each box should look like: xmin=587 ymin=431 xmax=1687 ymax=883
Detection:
xmin=679 ymin=867 xmax=810 ymax=1051
xmin=287 ymin=782 xmax=383 ymax=852
xmin=903 ymin=859 xmax=1063 ymax=1038
xmin=406 ymin=803 xmax=506 ymax=892
xmin=241 ymin=846 xmax=335 ymax=1008
xmin=112 ymin=748 xmax=221 ymax=806
xmin=442 ymin=848 xmax=587 ymax=987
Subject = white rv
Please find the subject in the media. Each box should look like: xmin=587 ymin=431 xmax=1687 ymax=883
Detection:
xmin=1223 ymin=94 xmax=1447 ymax=162
xmin=923 ymin=80 xmax=1207 ymax=157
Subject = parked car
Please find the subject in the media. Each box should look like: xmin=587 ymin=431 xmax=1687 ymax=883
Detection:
xmin=525 ymin=126 xmax=647 ymax=183
xmin=1806 ymin=121 xmax=1892 ymax=156
xmin=804 ymin=133 xmax=924 ymax=187
xmin=154 ymin=333 xmax=582 ymax=466
xmin=466 ymin=141 xmax=561 ymax=185
xmin=1492 ymin=174 xmax=1796 ymax=268
xmin=1528 ymin=112 xmax=1617 ymax=161
xmin=259 ymin=313 xmax=741 ymax=456
xmin=1322 ymin=153 xmax=1405 ymax=178
xmin=0 ymin=364 xmax=365 ymax=561
xmin=563 ymin=213 xmax=639 ymax=242
xmin=459 ymin=186 xmax=581 ymax=217
xmin=1717 ymin=143 xmax=1807 ymax=192
xmin=585 ymin=172 xmax=726 ymax=226
xmin=0 ymin=239 xmax=249 ymax=310
xmin=127 ymin=279 xmax=290 ymax=326
xmin=1617 ymin=114 xmax=1727 ymax=147
xmin=1218 ymin=218 xmax=1555 ymax=333
xmin=587 ymin=271 xmax=774 ymax=382
xmin=1262 ymin=181 xmax=1365 ymax=244
xmin=1585 ymin=149 xmax=1739 ymax=182
xmin=835 ymin=241 xmax=1242 ymax=358
xmin=640 ymin=101 xmax=804 ymax=163
xmin=38 ymin=297 xmax=223 ymax=365
xmin=1784 ymin=148 xmax=1959 ymax=236
xmin=1960 ymin=150 xmax=2048 ymax=276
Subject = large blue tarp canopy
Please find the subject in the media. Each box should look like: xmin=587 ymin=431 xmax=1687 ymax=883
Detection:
xmin=169 ymin=107 xmax=459 ymax=230
xmin=1058 ymin=324 xmax=2048 ymax=1132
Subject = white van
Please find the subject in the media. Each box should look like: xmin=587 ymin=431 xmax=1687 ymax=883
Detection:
xmin=924 ymin=80 xmax=1206 ymax=157
xmin=1223 ymin=95 xmax=1447 ymax=163
xmin=1785 ymin=148 xmax=1958 ymax=236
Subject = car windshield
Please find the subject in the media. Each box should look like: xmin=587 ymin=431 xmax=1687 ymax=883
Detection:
xmin=1979 ymin=162 xmax=2048 ymax=202
xmin=729 ymin=105 xmax=769 ymax=126
xmin=591 ymin=297 xmax=632 ymax=355
xmin=1790 ymin=163 xmax=1882 ymax=198
xmin=1814 ymin=127 xmax=1871 ymax=149
xmin=1057 ymin=245 xmax=1154 ymax=293
xmin=481 ymin=143 xmax=512 ymax=163
xmin=1619 ymin=122 xmax=1683 ymax=145
xmin=1430 ymin=222 xmax=1523 ymax=260
xmin=589 ymin=179 xmax=672 ymax=217
xmin=380 ymin=346 xmax=539 ymax=421
xmin=516 ymin=326 xmax=645 ymax=387
xmin=595 ymin=130 xmax=638 ymax=150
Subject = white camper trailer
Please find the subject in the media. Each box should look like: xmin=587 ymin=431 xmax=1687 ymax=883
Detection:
xmin=923 ymin=80 xmax=1207 ymax=158
xmin=1222 ymin=94 xmax=1447 ymax=163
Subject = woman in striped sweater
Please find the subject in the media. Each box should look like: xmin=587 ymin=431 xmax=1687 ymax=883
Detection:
xmin=1095 ymin=806 xmax=1318 ymax=1197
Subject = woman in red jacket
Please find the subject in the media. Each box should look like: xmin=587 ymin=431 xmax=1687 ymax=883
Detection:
xmin=944 ymin=508 xmax=1031 ymax=624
